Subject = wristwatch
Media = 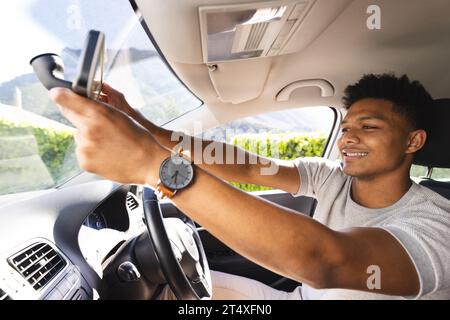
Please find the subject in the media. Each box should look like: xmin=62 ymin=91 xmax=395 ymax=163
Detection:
xmin=156 ymin=149 xmax=194 ymax=199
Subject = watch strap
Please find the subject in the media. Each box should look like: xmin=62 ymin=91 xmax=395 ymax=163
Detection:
xmin=156 ymin=180 xmax=177 ymax=199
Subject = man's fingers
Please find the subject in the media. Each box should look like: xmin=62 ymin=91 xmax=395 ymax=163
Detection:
xmin=49 ymin=88 xmax=104 ymax=116
xmin=49 ymin=87 xmax=115 ymax=125
xmin=100 ymin=82 xmax=111 ymax=92
xmin=49 ymin=89 xmax=87 ymax=128
xmin=100 ymin=82 xmax=117 ymax=95
xmin=101 ymin=82 xmax=126 ymax=103
xmin=50 ymin=88 xmax=82 ymax=110
xmin=98 ymin=93 xmax=109 ymax=103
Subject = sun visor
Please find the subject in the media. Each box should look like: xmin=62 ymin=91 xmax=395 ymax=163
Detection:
xmin=207 ymin=59 xmax=272 ymax=104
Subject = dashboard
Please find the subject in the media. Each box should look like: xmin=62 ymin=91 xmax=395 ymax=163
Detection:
xmin=78 ymin=188 xmax=147 ymax=280
xmin=0 ymin=181 xmax=147 ymax=300
xmin=84 ymin=212 xmax=108 ymax=230
xmin=0 ymin=179 xmax=192 ymax=301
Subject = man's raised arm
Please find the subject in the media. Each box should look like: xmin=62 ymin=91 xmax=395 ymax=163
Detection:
xmin=50 ymin=88 xmax=421 ymax=297
xmin=101 ymin=83 xmax=301 ymax=194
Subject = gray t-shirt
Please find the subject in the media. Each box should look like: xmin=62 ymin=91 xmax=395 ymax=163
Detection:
xmin=292 ymin=157 xmax=450 ymax=300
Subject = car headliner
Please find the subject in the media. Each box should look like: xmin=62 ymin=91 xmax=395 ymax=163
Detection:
xmin=134 ymin=0 xmax=450 ymax=133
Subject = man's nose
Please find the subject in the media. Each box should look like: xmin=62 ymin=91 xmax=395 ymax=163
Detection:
xmin=340 ymin=130 xmax=360 ymax=144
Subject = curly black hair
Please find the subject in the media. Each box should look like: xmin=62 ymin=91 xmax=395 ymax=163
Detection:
xmin=342 ymin=74 xmax=433 ymax=130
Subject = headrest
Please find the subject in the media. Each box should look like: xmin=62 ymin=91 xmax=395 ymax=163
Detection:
xmin=414 ymin=99 xmax=450 ymax=168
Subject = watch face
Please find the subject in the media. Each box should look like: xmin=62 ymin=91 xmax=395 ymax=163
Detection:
xmin=159 ymin=156 xmax=194 ymax=190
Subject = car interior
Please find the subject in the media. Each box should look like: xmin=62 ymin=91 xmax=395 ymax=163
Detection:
xmin=0 ymin=0 xmax=449 ymax=300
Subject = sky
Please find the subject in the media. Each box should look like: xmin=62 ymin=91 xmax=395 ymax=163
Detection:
xmin=0 ymin=0 xmax=144 ymax=84
xmin=0 ymin=1 xmax=63 ymax=83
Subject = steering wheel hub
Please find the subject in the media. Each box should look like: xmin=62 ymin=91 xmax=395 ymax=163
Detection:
xmin=142 ymin=187 xmax=212 ymax=300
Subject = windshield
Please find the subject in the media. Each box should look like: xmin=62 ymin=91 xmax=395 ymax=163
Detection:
xmin=0 ymin=0 xmax=202 ymax=196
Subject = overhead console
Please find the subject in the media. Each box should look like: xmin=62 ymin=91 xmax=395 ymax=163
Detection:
xmin=196 ymin=0 xmax=347 ymax=104
xmin=199 ymin=0 xmax=316 ymax=104
xmin=135 ymin=0 xmax=351 ymax=104
xmin=199 ymin=0 xmax=315 ymax=63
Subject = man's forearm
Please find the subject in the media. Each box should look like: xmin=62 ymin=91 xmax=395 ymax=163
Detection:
xmin=131 ymin=111 xmax=290 ymax=189
xmin=145 ymin=147 xmax=338 ymax=287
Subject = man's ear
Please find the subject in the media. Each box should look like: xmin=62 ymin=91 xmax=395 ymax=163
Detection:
xmin=406 ymin=129 xmax=427 ymax=154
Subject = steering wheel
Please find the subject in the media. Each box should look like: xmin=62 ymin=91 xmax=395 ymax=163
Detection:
xmin=142 ymin=187 xmax=212 ymax=300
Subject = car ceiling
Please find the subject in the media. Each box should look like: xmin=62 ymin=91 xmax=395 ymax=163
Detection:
xmin=134 ymin=0 xmax=450 ymax=125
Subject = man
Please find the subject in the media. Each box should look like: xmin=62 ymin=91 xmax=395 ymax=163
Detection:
xmin=50 ymin=74 xmax=450 ymax=299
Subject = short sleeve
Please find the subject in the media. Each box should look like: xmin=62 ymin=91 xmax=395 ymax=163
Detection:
xmin=381 ymin=206 xmax=450 ymax=299
xmin=291 ymin=157 xmax=346 ymax=199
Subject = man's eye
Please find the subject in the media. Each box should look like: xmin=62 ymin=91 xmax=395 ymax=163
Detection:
xmin=340 ymin=128 xmax=349 ymax=133
xmin=362 ymin=125 xmax=377 ymax=130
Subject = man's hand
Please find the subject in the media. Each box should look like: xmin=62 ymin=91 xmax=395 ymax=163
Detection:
xmin=99 ymin=83 xmax=160 ymax=139
xmin=49 ymin=88 xmax=168 ymax=185
xmin=96 ymin=84 xmax=301 ymax=195
xmin=99 ymin=83 xmax=139 ymax=119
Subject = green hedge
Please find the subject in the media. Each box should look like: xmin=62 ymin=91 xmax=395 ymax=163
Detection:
xmin=0 ymin=119 xmax=327 ymax=194
xmin=0 ymin=120 xmax=78 ymax=194
xmin=230 ymin=132 xmax=327 ymax=192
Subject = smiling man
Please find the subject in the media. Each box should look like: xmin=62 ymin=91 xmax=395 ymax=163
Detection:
xmin=49 ymin=74 xmax=450 ymax=299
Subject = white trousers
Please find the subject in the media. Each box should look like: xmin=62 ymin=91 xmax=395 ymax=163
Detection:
xmin=159 ymin=270 xmax=303 ymax=300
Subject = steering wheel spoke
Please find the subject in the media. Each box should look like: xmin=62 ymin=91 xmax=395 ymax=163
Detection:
xmin=142 ymin=187 xmax=212 ymax=300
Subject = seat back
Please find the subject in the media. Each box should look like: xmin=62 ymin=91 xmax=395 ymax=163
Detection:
xmin=413 ymin=99 xmax=450 ymax=199
xmin=417 ymin=179 xmax=450 ymax=199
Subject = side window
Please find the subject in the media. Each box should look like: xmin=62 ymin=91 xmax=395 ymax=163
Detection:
xmin=431 ymin=169 xmax=450 ymax=180
xmin=410 ymin=165 xmax=450 ymax=181
xmin=0 ymin=1 xmax=202 ymax=196
xmin=410 ymin=165 xmax=427 ymax=178
xmin=200 ymin=107 xmax=335 ymax=192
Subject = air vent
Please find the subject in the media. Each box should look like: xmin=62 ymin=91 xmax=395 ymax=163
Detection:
xmin=8 ymin=242 xmax=66 ymax=290
xmin=126 ymin=194 xmax=139 ymax=211
xmin=0 ymin=288 xmax=12 ymax=300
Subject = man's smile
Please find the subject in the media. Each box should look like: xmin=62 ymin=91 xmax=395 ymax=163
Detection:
xmin=342 ymin=149 xmax=369 ymax=161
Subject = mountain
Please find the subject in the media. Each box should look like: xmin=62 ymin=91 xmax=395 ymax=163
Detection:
xmin=201 ymin=108 xmax=334 ymax=142
xmin=0 ymin=45 xmax=331 ymax=136
xmin=0 ymin=47 xmax=159 ymax=126
xmin=250 ymin=109 xmax=333 ymax=133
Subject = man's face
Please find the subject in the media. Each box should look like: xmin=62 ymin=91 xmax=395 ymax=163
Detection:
xmin=337 ymin=98 xmax=413 ymax=179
